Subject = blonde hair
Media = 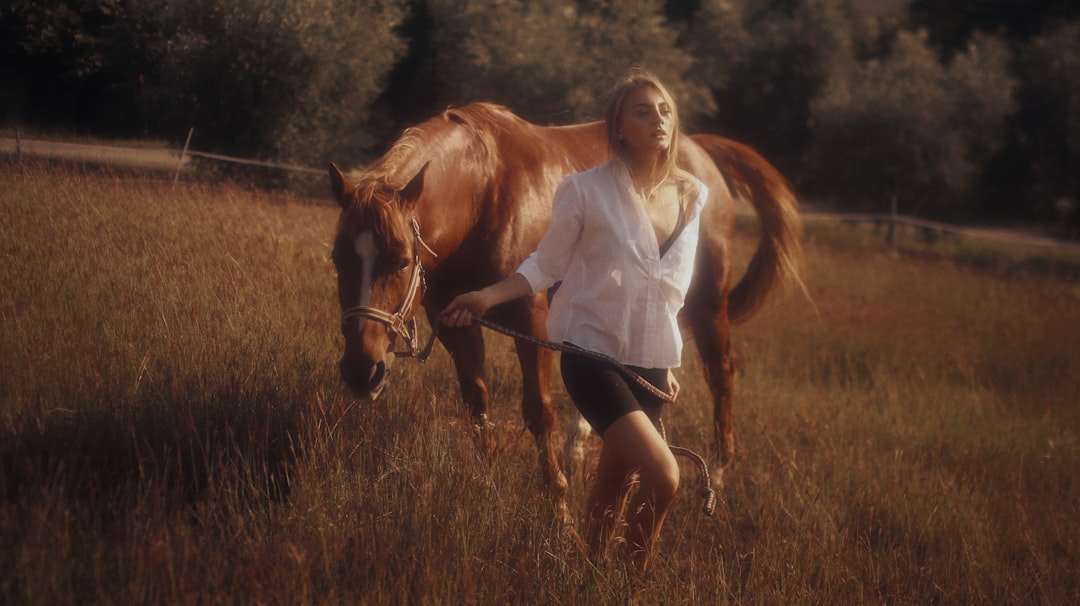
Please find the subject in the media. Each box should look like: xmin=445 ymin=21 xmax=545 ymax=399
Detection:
xmin=603 ymin=67 xmax=693 ymax=196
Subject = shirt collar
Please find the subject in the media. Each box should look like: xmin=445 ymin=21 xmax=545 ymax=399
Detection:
xmin=609 ymin=157 xmax=639 ymax=200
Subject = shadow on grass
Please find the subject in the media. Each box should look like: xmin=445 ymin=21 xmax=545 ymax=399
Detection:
xmin=0 ymin=378 xmax=307 ymax=515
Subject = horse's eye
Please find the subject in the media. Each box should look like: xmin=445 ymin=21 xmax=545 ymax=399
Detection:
xmin=397 ymin=257 xmax=410 ymax=273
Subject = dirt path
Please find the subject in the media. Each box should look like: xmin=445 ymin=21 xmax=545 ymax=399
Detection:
xmin=0 ymin=137 xmax=187 ymax=172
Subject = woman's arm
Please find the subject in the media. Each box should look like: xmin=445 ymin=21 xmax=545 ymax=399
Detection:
xmin=440 ymin=273 xmax=532 ymax=327
xmin=442 ymin=175 xmax=583 ymax=328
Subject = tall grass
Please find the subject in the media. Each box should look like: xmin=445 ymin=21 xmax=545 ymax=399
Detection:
xmin=2 ymin=161 xmax=1078 ymax=604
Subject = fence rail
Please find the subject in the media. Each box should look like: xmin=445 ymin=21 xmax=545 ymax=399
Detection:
xmin=183 ymin=150 xmax=324 ymax=175
xmin=5 ymin=132 xmax=1079 ymax=253
xmin=1 ymin=130 xmax=325 ymax=180
xmin=798 ymin=210 xmax=1080 ymax=252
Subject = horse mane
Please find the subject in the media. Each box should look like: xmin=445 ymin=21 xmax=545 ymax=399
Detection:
xmin=436 ymin=103 xmax=509 ymax=185
xmin=337 ymin=179 xmax=410 ymax=258
xmin=339 ymin=103 xmax=516 ymax=249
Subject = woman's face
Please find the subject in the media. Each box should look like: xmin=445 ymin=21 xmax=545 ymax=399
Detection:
xmin=617 ymin=85 xmax=673 ymax=158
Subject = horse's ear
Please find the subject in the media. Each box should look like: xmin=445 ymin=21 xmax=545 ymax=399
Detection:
xmin=399 ymin=162 xmax=430 ymax=205
xmin=329 ymin=163 xmax=355 ymax=208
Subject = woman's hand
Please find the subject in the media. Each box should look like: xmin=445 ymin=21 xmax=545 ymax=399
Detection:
xmin=440 ymin=290 xmax=492 ymax=327
xmin=667 ymin=369 xmax=680 ymax=401
xmin=440 ymin=273 xmax=533 ymax=328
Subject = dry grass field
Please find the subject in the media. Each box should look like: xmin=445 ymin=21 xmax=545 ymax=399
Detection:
xmin=2 ymin=160 xmax=1078 ymax=604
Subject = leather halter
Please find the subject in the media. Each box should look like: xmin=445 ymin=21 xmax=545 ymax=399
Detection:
xmin=340 ymin=217 xmax=439 ymax=361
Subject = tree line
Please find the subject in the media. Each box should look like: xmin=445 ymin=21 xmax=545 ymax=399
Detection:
xmin=2 ymin=0 xmax=1078 ymax=235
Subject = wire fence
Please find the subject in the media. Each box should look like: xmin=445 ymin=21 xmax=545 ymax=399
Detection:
xmin=1 ymin=128 xmax=324 ymax=182
xmin=5 ymin=130 xmax=1079 ymax=253
xmin=184 ymin=149 xmax=323 ymax=175
xmin=798 ymin=211 xmax=1080 ymax=252
xmin=172 ymin=127 xmax=324 ymax=180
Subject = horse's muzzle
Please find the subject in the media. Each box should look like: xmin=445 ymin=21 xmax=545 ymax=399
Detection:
xmin=340 ymin=355 xmax=391 ymax=400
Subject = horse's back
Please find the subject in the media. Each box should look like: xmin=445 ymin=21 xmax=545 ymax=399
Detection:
xmin=480 ymin=118 xmax=609 ymax=274
xmin=423 ymin=105 xmax=733 ymax=285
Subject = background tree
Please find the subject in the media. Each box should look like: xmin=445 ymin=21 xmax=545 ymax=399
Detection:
xmin=1015 ymin=21 xmax=1080 ymax=235
xmin=702 ymin=0 xmax=870 ymax=179
xmin=907 ymin=0 xmax=1078 ymax=230
xmin=573 ymin=0 xmax=714 ymax=126
xmin=804 ymin=29 xmax=1015 ymax=216
xmin=3 ymin=0 xmax=1079 ymax=236
xmin=419 ymin=0 xmax=709 ymax=126
xmin=677 ymin=0 xmax=751 ymax=98
xmin=0 ymin=0 xmax=148 ymax=133
xmin=909 ymin=0 xmax=1080 ymax=56
xmin=132 ymin=0 xmax=407 ymax=167
xmin=422 ymin=0 xmax=593 ymax=123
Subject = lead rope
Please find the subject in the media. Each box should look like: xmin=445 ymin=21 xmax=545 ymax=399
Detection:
xmin=461 ymin=316 xmax=717 ymax=517
xmin=354 ymin=217 xmax=715 ymax=515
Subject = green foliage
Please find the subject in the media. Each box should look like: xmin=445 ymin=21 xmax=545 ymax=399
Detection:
xmin=706 ymin=0 xmax=865 ymax=175
xmin=574 ymin=0 xmax=714 ymax=125
xmin=133 ymin=0 xmax=407 ymax=165
xmin=3 ymin=0 xmax=1080 ymax=228
xmin=945 ymin=32 xmax=1017 ymax=169
xmin=424 ymin=0 xmax=592 ymax=122
xmin=0 ymin=0 xmax=118 ymax=75
xmin=0 ymin=0 xmax=145 ymax=131
xmin=679 ymin=0 xmax=751 ymax=92
xmin=1020 ymin=21 xmax=1080 ymax=232
xmin=805 ymin=29 xmax=1016 ymax=214
xmin=425 ymin=0 xmax=711 ymax=125
xmin=909 ymin=0 xmax=1080 ymax=55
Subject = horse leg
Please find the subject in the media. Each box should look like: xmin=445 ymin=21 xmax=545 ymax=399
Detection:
xmin=686 ymin=280 xmax=737 ymax=481
xmin=561 ymin=410 xmax=592 ymax=483
xmin=501 ymin=294 xmax=569 ymax=514
xmin=427 ymin=308 xmax=495 ymax=456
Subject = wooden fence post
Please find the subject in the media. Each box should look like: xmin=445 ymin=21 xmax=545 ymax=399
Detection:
xmin=888 ymin=193 xmax=898 ymax=249
xmin=174 ymin=127 xmax=194 ymax=186
xmin=14 ymin=127 xmax=21 ymax=161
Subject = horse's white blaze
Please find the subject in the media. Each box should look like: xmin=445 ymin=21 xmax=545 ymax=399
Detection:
xmin=352 ymin=231 xmax=377 ymax=330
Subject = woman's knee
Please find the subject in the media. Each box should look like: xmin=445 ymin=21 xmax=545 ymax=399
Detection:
xmin=603 ymin=412 xmax=680 ymax=498
xmin=636 ymin=449 xmax=679 ymax=504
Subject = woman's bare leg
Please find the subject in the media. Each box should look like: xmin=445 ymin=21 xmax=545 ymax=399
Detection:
xmin=584 ymin=410 xmax=680 ymax=575
xmin=584 ymin=449 xmax=632 ymax=564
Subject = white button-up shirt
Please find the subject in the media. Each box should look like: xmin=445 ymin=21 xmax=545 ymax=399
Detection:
xmin=516 ymin=160 xmax=709 ymax=369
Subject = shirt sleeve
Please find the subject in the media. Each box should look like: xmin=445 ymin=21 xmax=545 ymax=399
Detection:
xmin=515 ymin=175 xmax=584 ymax=293
xmin=695 ymin=180 xmax=710 ymax=213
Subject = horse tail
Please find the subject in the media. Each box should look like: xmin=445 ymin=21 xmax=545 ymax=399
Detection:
xmin=689 ymin=134 xmax=808 ymax=324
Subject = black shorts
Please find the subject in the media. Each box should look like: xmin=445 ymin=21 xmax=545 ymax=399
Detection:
xmin=559 ymin=347 xmax=670 ymax=437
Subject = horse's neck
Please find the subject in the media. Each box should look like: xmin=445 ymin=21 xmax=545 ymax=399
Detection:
xmin=546 ymin=121 xmax=609 ymax=168
xmin=413 ymin=118 xmax=609 ymax=268
xmin=410 ymin=166 xmax=485 ymax=267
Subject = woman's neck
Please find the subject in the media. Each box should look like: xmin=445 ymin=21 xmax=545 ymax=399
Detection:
xmin=627 ymin=152 xmax=666 ymax=198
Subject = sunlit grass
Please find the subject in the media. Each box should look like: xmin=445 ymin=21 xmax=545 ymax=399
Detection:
xmin=2 ymin=160 xmax=1078 ymax=604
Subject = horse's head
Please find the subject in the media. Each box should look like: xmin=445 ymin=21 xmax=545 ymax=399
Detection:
xmin=329 ymin=162 xmax=430 ymax=399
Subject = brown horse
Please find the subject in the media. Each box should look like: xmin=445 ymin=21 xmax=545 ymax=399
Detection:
xmin=329 ymin=103 xmax=801 ymax=502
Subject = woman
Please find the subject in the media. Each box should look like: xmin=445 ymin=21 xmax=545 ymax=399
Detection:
xmin=441 ymin=68 xmax=708 ymax=576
